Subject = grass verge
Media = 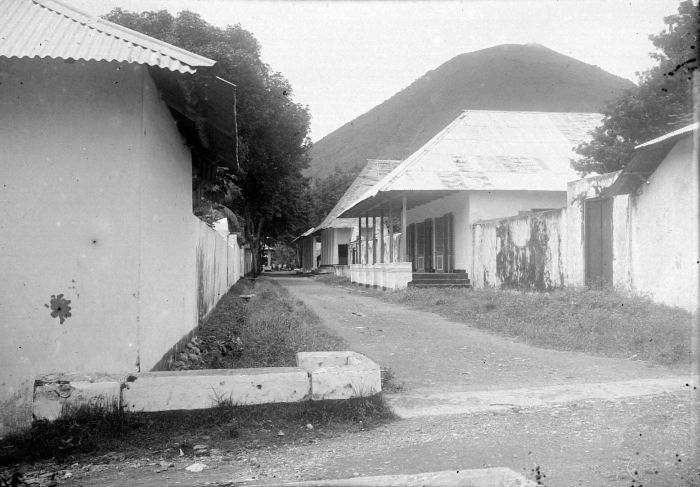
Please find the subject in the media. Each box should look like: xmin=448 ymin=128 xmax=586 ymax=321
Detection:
xmin=0 ymin=395 xmax=394 ymax=466
xmin=318 ymin=276 xmax=693 ymax=368
xmin=183 ymin=278 xmax=347 ymax=369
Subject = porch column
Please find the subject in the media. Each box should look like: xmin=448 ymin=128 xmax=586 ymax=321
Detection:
xmin=380 ymin=207 xmax=385 ymax=263
xmin=388 ymin=205 xmax=394 ymax=263
xmin=432 ymin=217 xmax=437 ymax=272
xmin=358 ymin=216 xmax=362 ymax=264
xmin=365 ymin=213 xmax=370 ymax=265
xmin=401 ymin=195 xmax=407 ymax=261
xmin=372 ymin=216 xmax=377 ymax=264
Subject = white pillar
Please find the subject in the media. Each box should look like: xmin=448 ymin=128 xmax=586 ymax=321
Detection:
xmin=401 ymin=196 xmax=407 ymax=262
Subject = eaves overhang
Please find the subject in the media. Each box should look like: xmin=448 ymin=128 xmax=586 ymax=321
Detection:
xmin=605 ymin=123 xmax=698 ymax=196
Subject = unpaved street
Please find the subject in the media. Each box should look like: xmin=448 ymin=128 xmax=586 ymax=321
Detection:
xmin=60 ymin=276 xmax=698 ymax=486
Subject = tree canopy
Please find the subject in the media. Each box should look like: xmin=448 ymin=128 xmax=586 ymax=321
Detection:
xmin=104 ymin=8 xmax=312 ymax=272
xmin=573 ymin=0 xmax=697 ymax=174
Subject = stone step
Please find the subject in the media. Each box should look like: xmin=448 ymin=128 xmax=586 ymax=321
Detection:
xmin=411 ymin=273 xmax=469 ymax=280
xmin=408 ymin=282 xmax=471 ymax=288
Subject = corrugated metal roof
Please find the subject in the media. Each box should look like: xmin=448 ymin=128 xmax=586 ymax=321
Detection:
xmin=315 ymin=159 xmax=401 ymax=231
xmin=0 ymin=0 xmax=215 ymax=73
xmin=341 ymin=110 xmax=602 ymax=217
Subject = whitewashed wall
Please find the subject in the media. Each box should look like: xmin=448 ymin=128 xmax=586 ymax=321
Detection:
xmin=0 ymin=59 xmax=244 ymax=435
xmin=610 ymin=137 xmax=698 ymax=312
xmin=472 ymin=209 xmax=566 ymax=289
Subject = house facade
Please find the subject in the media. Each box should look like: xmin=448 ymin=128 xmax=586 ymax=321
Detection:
xmin=0 ymin=0 xmax=242 ymax=434
xmin=314 ymin=159 xmax=401 ymax=268
xmin=339 ymin=110 xmax=602 ymax=288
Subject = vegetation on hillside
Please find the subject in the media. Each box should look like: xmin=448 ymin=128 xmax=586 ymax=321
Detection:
xmin=307 ymin=44 xmax=634 ymax=180
xmin=573 ymin=0 xmax=698 ymax=174
xmin=104 ymin=9 xmax=313 ymax=273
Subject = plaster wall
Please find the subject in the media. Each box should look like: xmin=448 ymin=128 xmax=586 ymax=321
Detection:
xmin=0 ymin=59 xmax=243 ymax=435
xmin=137 ymin=72 xmax=197 ymax=370
xmin=617 ymin=137 xmax=698 ymax=312
xmin=320 ymin=227 xmax=352 ymax=266
xmin=0 ymin=59 xmax=145 ymax=433
xmin=472 ymin=209 xmax=566 ymax=289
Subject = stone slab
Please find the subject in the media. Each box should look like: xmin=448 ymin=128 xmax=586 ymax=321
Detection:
xmin=122 ymin=367 xmax=310 ymax=412
xmin=297 ymin=351 xmax=381 ymax=400
xmin=257 ymin=467 xmax=535 ymax=486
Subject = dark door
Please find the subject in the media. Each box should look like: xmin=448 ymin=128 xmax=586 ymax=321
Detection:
xmin=407 ymin=223 xmax=415 ymax=271
xmin=434 ymin=217 xmax=445 ymax=272
xmin=416 ymin=222 xmax=425 ymax=271
xmin=424 ymin=219 xmax=433 ymax=272
xmin=338 ymin=244 xmax=348 ymax=265
xmin=585 ymin=198 xmax=613 ymax=285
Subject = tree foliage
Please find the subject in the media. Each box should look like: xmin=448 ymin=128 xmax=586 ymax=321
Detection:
xmin=307 ymin=168 xmax=360 ymax=227
xmin=573 ymin=1 xmax=698 ymax=174
xmin=104 ymin=8 xmax=312 ymax=273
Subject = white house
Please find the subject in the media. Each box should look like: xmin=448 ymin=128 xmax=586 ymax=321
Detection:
xmin=313 ymin=159 xmax=401 ymax=267
xmin=339 ymin=110 xmax=602 ymax=288
xmin=0 ymin=0 xmax=242 ymax=434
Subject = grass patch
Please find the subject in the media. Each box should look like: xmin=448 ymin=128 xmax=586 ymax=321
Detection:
xmin=0 ymin=395 xmax=395 ymax=465
xmin=186 ymin=278 xmax=347 ymax=369
xmin=370 ymin=286 xmax=693 ymax=368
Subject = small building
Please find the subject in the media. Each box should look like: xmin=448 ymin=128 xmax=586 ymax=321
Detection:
xmin=313 ymin=159 xmax=401 ymax=268
xmin=580 ymin=123 xmax=697 ymax=311
xmin=470 ymin=122 xmax=698 ymax=313
xmin=0 ymin=0 xmax=242 ymax=434
xmin=339 ymin=110 xmax=602 ymax=288
xmin=295 ymin=227 xmax=321 ymax=272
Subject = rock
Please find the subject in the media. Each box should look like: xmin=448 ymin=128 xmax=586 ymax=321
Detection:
xmin=277 ymin=430 xmax=285 ymax=436
xmin=306 ymin=423 xmax=314 ymax=430
xmin=185 ymin=462 xmax=207 ymax=473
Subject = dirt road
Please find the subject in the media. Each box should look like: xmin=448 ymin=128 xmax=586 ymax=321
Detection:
xmin=55 ymin=276 xmax=699 ymax=486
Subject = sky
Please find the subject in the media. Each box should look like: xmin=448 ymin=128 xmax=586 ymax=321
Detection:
xmin=70 ymin=0 xmax=683 ymax=141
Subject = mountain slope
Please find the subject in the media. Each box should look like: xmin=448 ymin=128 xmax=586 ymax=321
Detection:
xmin=308 ymin=44 xmax=635 ymax=179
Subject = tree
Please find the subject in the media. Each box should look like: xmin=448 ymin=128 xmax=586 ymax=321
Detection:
xmin=573 ymin=1 xmax=697 ymax=174
xmin=307 ymin=168 xmax=360 ymax=227
xmin=104 ymin=9 xmax=312 ymax=274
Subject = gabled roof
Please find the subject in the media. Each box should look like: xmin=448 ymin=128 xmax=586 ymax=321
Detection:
xmin=315 ymin=159 xmax=401 ymax=232
xmin=340 ymin=110 xmax=602 ymax=217
xmin=0 ymin=0 xmax=239 ymax=169
xmin=0 ymin=0 xmax=214 ymax=74
xmin=606 ymin=122 xmax=698 ymax=196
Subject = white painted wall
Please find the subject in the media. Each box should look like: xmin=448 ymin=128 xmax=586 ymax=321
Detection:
xmin=613 ymin=136 xmax=698 ymax=312
xmin=320 ymin=227 xmax=352 ymax=266
xmin=0 ymin=59 xmax=243 ymax=435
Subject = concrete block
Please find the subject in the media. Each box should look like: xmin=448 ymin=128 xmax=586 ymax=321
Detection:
xmin=260 ymin=467 xmax=536 ymax=486
xmin=122 ymin=367 xmax=310 ymax=412
xmin=33 ymin=375 xmax=121 ymax=421
xmin=297 ymin=351 xmax=381 ymax=400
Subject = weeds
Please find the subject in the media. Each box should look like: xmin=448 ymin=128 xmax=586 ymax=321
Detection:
xmin=0 ymin=396 xmax=394 ymax=465
xmin=372 ymin=286 xmax=693 ymax=368
xmin=182 ymin=278 xmax=347 ymax=370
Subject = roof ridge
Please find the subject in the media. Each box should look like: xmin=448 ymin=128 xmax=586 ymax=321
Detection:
xmin=460 ymin=109 xmax=603 ymax=116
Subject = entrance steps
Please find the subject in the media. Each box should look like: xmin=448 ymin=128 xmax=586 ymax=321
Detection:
xmin=408 ymin=272 xmax=471 ymax=288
